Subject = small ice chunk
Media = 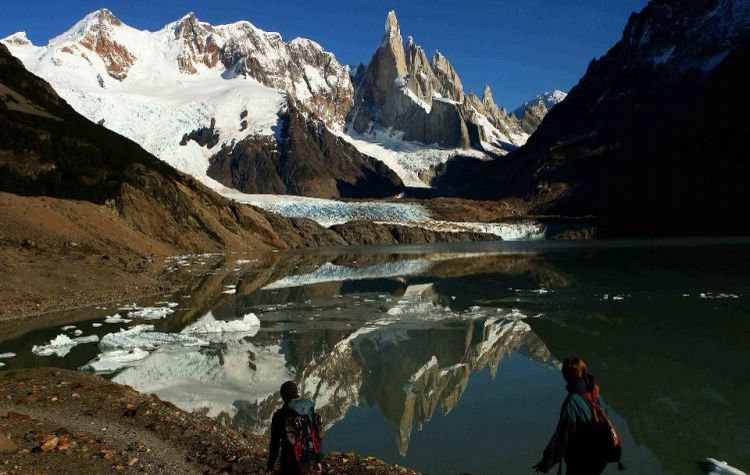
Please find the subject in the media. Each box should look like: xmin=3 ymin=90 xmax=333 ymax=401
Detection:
xmin=32 ymin=334 xmax=100 ymax=357
xmin=0 ymin=353 xmax=16 ymax=359
xmin=104 ymin=314 xmax=131 ymax=324
xmin=181 ymin=313 xmax=261 ymax=335
xmin=82 ymin=348 xmax=150 ymax=372
xmin=73 ymin=329 xmax=83 ymax=336
xmin=92 ymin=323 xmax=103 ymax=327
xmin=222 ymin=289 xmax=237 ymax=295
xmin=127 ymin=306 xmax=175 ymax=320
xmin=0 ymin=362 xmax=4 ymax=368
xmin=61 ymin=325 xmax=76 ymax=331
xmin=469 ymin=305 xmax=481 ymax=311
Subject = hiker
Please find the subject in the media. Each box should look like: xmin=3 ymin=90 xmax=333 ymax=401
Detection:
xmin=533 ymin=357 xmax=623 ymax=475
xmin=267 ymin=381 xmax=324 ymax=474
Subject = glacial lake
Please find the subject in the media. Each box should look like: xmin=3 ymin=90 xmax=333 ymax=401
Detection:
xmin=1 ymin=238 xmax=749 ymax=474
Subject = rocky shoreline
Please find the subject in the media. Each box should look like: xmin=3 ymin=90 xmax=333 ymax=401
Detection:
xmin=0 ymin=368 xmax=418 ymax=474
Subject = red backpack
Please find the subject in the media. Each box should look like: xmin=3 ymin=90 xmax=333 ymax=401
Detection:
xmin=286 ymin=399 xmax=324 ymax=463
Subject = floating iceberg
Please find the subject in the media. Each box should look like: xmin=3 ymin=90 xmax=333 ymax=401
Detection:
xmin=126 ymin=306 xmax=175 ymax=320
xmin=104 ymin=314 xmax=132 ymax=324
xmin=181 ymin=312 xmax=261 ymax=335
xmin=32 ymin=334 xmax=100 ymax=357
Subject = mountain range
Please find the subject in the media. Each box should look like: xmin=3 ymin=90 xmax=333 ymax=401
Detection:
xmin=1 ymin=9 xmax=561 ymax=196
xmin=3 ymin=0 xmax=749 ymax=245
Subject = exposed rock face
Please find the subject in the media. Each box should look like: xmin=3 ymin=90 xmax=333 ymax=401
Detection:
xmin=75 ymin=9 xmax=135 ymax=81
xmin=349 ymin=11 xmax=527 ymax=150
xmin=207 ymin=100 xmax=404 ymax=199
xmin=350 ymin=62 xmax=366 ymax=89
xmin=516 ymin=100 xmax=549 ymax=134
xmin=174 ymin=13 xmax=221 ymax=73
xmin=217 ymin=23 xmax=353 ymax=129
xmin=179 ymin=117 xmax=220 ymax=148
xmin=436 ymin=0 xmax=750 ymax=236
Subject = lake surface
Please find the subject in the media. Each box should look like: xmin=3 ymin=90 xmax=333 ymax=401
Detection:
xmin=1 ymin=238 xmax=749 ymax=474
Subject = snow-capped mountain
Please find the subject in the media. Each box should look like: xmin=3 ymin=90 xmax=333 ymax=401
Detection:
xmin=1 ymin=9 xmax=403 ymax=198
xmin=2 ymin=8 xmax=562 ymax=194
xmin=512 ymin=90 xmax=567 ymax=134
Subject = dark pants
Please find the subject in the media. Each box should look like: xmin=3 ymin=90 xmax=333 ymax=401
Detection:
xmin=565 ymin=457 xmax=607 ymax=475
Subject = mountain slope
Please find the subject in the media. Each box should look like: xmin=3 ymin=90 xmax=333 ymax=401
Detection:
xmin=0 ymin=42 xmax=345 ymax=250
xmin=0 ymin=41 xmax=355 ymax=316
xmin=206 ymin=100 xmax=403 ymax=198
xmin=436 ymin=0 xmax=750 ymax=236
xmin=1 ymin=9 xmax=401 ymax=199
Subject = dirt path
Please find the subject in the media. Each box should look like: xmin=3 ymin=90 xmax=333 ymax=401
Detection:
xmin=0 ymin=368 xmax=419 ymax=475
xmin=0 ymin=403 xmax=202 ymax=474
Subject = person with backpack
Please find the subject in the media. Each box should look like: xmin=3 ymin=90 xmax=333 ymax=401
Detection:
xmin=533 ymin=357 xmax=623 ymax=475
xmin=267 ymin=381 xmax=324 ymax=474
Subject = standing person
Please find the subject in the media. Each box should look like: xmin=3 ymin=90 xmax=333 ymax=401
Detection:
xmin=267 ymin=381 xmax=324 ymax=474
xmin=533 ymin=357 xmax=623 ymax=475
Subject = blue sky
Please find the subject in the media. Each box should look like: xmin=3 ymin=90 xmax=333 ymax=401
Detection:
xmin=1 ymin=0 xmax=647 ymax=109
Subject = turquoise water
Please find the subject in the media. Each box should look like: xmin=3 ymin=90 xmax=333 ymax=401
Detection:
xmin=1 ymin=238 xmax=748 ymax=474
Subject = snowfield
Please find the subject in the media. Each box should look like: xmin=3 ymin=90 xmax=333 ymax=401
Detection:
xmin=340 ymin=125 xmax=491 ymax=188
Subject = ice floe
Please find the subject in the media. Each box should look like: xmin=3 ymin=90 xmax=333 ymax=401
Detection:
xmin=81 ymin=348 xmax=150 ymax=372
xmin=32 ymin=334 xmax=100 ymax=357
xmin=181 ymin=312 xmax=261 ymax=335
xmin=125 ymin=306 xmax=175 ymax=320
xmin=0 ymin=353 xmax=16 ymax=359
xmin=104 ymin=314 xmax=132 ymax=324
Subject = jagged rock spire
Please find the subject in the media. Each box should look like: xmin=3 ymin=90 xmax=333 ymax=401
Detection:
xmin=379 ymin=10 xmax=407 ymax=76
xmin=431 ymin=50 xmax=463 ymax=101
xmin=482 ymin=85 xmax=494 ymax=105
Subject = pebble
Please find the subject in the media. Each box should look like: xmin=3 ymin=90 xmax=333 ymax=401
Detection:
xmin=0 ymin=434 xmax=18 ymax=454
xmin=40 ymin=436 xmax=59 ymax=452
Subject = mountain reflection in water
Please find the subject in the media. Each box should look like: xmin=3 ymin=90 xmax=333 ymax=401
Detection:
xmin=2 ymin=240 xmax=749 ymax=474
